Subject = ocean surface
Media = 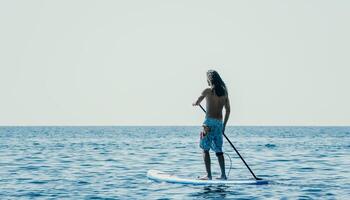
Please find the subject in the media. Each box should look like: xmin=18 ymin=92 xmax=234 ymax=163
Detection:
xmin=0 ymin=126 xmax=349 ymax=199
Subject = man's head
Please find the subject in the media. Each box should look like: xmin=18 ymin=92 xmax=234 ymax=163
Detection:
xmin=206 ymin=70 xmax=227 ymax=96
xmin=207 ymin=70 xmax=219 ymax=86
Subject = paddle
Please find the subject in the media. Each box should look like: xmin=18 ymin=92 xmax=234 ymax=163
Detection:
xmin=198 ymin=104 xmax=263 ymax=180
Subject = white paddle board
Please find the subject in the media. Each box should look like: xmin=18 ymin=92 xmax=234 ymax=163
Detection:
xmin=147 ymin=170 xmax=268 ymax=185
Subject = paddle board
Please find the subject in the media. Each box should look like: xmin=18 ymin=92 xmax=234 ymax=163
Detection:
xmin=147 ymin=170 xmax=268 ymax=185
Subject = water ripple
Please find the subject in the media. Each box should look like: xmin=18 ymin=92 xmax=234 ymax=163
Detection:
xmin=0 ymin=126 xmax=349 ymax=199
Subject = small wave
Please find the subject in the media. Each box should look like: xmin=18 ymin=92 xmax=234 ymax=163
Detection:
xmin=77 ymin=180 xmax=90 ymax=185
xmin=298 ymin=167 xmax=315 ymax=172
xmin=26 ymin=192 xmax=44 ymax=197
xmin=19 ymin=165 xmax=41 ymax=171
xmin=105 ymin=158 xmax=117 ymax=162
xmin=29 ymin=180 xmax=48 ymax=184
xmin=265 ymin=144 xmax=277 ymax=148
xmin=143 ymin=146 xmax=155 ymax=149
xmin=302 ymin=188 xmax=323 ymax=193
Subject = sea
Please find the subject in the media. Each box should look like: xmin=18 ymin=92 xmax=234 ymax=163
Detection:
xmin=0 ymin=126 xmax=349 ymax=199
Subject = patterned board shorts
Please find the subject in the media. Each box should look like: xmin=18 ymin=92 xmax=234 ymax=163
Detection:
xmin=199 ymin=117 xmax=223 ymax=153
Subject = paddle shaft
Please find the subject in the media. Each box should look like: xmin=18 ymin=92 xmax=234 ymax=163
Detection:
xmin=198 ymin=104 xmax=261 ymax=180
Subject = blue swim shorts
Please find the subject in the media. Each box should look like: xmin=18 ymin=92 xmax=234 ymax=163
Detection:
xmin=199 ymin=117 xmax=223 ymax=153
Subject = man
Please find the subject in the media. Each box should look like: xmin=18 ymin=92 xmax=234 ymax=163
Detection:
xmin=192 ymin=70 xmax=231 ymax=180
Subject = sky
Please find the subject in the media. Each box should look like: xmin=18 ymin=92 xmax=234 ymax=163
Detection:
xmin=0 ymin=0 xmax=349 ymax=126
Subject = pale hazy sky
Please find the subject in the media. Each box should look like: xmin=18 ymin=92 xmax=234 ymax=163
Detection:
xmin=1 ymin=1 xmax=349 ymax=126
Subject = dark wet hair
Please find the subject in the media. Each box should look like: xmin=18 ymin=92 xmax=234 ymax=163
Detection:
xmin=207 ymin=70 xmax=227 ymax=97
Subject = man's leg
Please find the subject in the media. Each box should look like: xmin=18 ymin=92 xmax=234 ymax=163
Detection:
xmin=216 ymin=152 xmax=227 ymax=180
xmin=200 ymin=150 xmax=212 ymax=180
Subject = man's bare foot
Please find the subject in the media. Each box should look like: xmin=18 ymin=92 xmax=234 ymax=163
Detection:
xmin=197 ymin=175 xmax=212 ymax=180
xmin=215 ymin=176 xmax=227 ymax=180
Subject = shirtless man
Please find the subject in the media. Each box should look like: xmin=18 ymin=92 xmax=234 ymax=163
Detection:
xmin=192 ymin=70 xmax=231 ymax=180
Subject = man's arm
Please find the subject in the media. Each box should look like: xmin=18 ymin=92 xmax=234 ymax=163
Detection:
xmin=223 ymin=96 xmax=231 ymax=132
xmin=192 ymin=88 xmax=211 ymax=106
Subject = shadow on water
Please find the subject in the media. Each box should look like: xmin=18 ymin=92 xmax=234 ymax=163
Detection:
xmin=182 ymin=180 xmax=332 ymax=200
xmin=187 ymin=185 xmax=231 ymax=199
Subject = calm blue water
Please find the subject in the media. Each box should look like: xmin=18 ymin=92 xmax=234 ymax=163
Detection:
xmin=0 ymin=126 xmax=349 ymax=199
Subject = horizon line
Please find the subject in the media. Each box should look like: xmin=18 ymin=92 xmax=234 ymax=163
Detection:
xmin=1 ymin=124 xmax=350 ymax=127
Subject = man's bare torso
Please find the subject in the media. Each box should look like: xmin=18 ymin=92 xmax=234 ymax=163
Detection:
xmin=205 ymin=88 xmax=227 ymax=120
